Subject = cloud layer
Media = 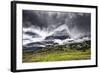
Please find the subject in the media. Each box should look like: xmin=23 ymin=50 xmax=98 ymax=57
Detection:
xmin=22 ymin=10 xmax=91 ymax=41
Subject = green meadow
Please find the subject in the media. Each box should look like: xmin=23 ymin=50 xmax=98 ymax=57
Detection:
xmin=23 ymin=41 xmax=91 ymax=62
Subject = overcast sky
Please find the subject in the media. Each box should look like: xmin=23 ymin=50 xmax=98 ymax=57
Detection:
xmin=22 ymin=10 xmax=91 ymax=38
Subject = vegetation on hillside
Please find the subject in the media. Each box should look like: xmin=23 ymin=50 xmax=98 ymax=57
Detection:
xmin=23 ymin=41 xmax=91 ymax=62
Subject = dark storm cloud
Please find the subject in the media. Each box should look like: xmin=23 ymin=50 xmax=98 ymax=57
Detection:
xmin=23 ymin=10 xmax=67 ymax=29
xmin=23 ymin=10 xmax=44 ymax=28
xmin=66 ymin=13 xmax=91 ymax=34
xmin=23 ymin=10 xmax=91 ymax=34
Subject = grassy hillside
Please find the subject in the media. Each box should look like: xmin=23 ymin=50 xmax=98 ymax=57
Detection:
xmin=23 ymin=41 xmax=91 ymax=62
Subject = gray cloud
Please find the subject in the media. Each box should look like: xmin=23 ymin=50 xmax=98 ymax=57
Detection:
xmin=23 ymin=10 xmax=91 ymax=37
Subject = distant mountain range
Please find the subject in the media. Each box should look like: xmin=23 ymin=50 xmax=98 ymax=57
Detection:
xmin=23 ymin=24 xmax=91 ymax=51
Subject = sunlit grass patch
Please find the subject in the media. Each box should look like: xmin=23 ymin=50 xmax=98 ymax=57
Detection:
xmin=23 ymin=48 xmax=91 ymax=62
